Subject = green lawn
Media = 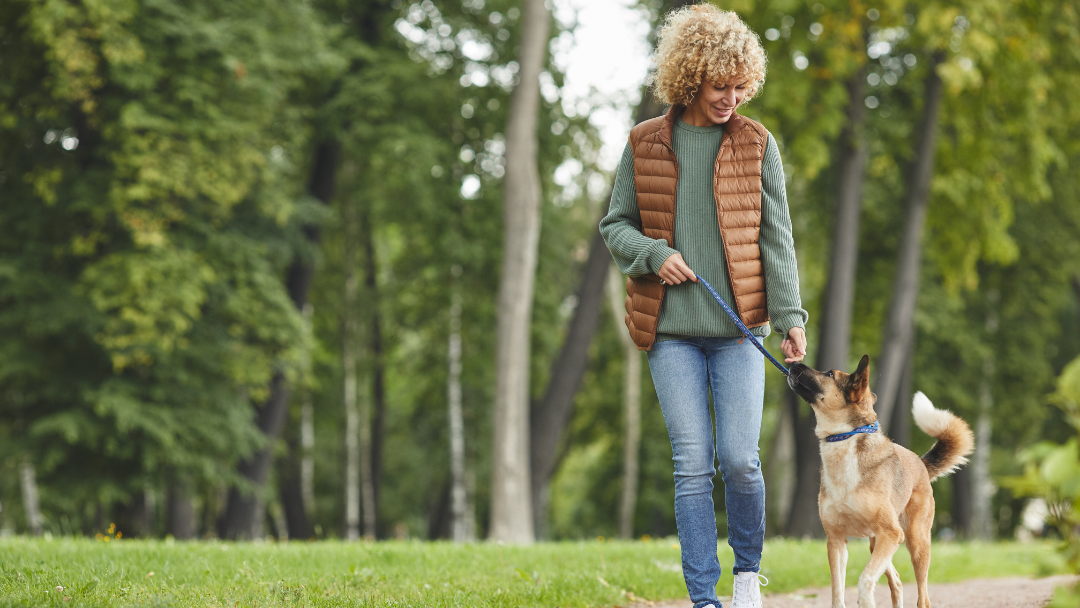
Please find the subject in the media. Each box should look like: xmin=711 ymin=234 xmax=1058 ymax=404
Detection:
xmin=0 ymin=537 xmax=1066 ymax=607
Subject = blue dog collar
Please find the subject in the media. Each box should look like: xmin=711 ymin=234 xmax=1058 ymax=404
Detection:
xmin=825 ymin=421 xmax=880 ymax=443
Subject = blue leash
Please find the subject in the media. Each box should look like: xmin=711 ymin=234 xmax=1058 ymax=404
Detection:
xmin=695 ymin=277 xmax=790 ymax=376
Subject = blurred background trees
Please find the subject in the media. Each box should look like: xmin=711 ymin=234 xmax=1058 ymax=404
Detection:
xmin=1 ymin=0 xmax=1078 ymax=544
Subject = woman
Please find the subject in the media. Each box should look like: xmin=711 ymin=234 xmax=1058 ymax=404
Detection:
xmin=600 ymin=6 xmax=807 ymax=608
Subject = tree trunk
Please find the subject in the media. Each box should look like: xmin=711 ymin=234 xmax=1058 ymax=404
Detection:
xmin=166 ymin=474 xmax=195 ymax=540
xmin=816 ymin=68 xmax=869 ymax=375
xmin=343 ymin=200 xmax=361 ymax=541
xmin=219 ymin=141 xmax=339 ymax=539
xmin=952 ymin=465 xmax=972 ymax=537
xmin=784 ymin=389 xmax=824 ymax=537
xmin=765 ymin=401 xmax=795 ymax=536
xmin=19 ymin=455 xmax=43 ymax=536
xmin=427 ymin=480 xmax=452 ymax=540
xmin=140 ymin=483 xmax=156 ymax=537
xmin=362 ymin=207 xmax=385 ymax=538
xmin=785 ymin=66 xmax=869 ymax=538
xmin=525 ymin=0 xmax=697 ymax=535
xmin=278 ymin=301 xmax=315 ymax=539
xmin=301 ymin=303 xmax=316 ymax=527
xmin=607 ymin=265 xmax=642 ymax=539
xmin=218 ymin=374 xmax=290 ymax=539
xmin=529 ymin=231 xmax=612 ymax=535
xmin=888 ymin=336 xmax=914 ymax=448
xmin=278 ymin=423 xmax=314 ymax=539
xmin=489 ymin=0 xmax=550 ymax=544
xmin=300 ymin=375 xmax=315 ymax=517
xmin=358 ymin=368 xmax=377 ymax=540
xmin=528 ymin=95 xmax=669 ymax=538
xmin=971 ymin=301 xmax=998 ymax=539
xmin=971 ymin=358 xmax=995 ymax=539
xmin=268 ymin=499 xmax=288 ymax=540
xmin=873 ymin=54 xmax=945 ymax=432
xmin=448 ymin=293 xmax=474 ymax=542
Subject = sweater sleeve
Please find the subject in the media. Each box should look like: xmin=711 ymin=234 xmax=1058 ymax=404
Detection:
xmin=599 ymin=142 xmax=680 ymax=277
xmin=760 ymin=133 xmax=809 ymax=335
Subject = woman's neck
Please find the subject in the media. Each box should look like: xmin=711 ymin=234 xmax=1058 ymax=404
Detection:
xmin=681 ymin=103 xmax=717 ymax=127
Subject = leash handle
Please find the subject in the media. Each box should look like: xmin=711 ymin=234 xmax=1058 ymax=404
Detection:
xmin=695 ymin=276 xmax=790 ymax=376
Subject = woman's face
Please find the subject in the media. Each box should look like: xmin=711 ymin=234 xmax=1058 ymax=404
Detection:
xmin=686 ymin=78 xmax=748 ymax=126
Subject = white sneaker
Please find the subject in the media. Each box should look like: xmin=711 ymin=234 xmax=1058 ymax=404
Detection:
xmin=731 ymin=572 xmax=768 ymax=608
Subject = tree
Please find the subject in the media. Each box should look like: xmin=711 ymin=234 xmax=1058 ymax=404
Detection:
xmin=606 ymin=266 xmax=643 ymax=538
xmin=219 ymin=141 xmax=342 ymax=539
xmin=526 ymin=0 xmax=698 ymax=537
xmin=489 ymin=0 xmax=551 ymax=543
xmin=0 ymin=0 xmax=341 ymax=537
xmin=872 ymin=52 xmax=944 ymax=434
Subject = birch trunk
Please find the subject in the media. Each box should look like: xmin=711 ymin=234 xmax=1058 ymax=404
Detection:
xmin=607 ymin=266 xmax=642 ymax=539
xmin=972 ymin=302 xmax=998 ymax=539
xmin=448 ymin=294 xmax=473 ymax=542
xmin=489 ymin=0 xmax=550 ymax=543
xmin=301 ymin=303 xmax=316 ymax=519
xmin=359 ymin=369 xmax=377 ymax=540
xmin=343 ymin=203 xmax=361 ymax=542
xmin=874 ymin=54 xmax=945 ymax=432
xmin=19 ymin=455 xmax=43 ymax=536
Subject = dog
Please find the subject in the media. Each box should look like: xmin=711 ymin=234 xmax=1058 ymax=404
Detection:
xmin=787 ymin=355 xmax=974 ymax=608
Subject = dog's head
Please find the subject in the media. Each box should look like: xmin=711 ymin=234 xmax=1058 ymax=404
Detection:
xmin=787 ymin=354 xmax=877 ymax=433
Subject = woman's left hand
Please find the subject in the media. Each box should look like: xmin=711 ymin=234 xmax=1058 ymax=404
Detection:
xmin=782 ymin=327 xmax=807 ymax=363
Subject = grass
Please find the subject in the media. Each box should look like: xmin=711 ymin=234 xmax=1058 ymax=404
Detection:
xmin=0 ymin=537 xmax=1067 ymax=607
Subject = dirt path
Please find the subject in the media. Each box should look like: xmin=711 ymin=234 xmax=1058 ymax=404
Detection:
xmin=629 ymin=575 xmax=1077 ymax=608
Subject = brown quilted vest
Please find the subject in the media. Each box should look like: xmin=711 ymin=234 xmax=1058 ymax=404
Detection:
xmin=624 ymin=105 xmax=769 ymax=350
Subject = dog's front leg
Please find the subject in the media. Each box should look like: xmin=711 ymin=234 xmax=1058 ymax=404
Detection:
xmin=858 ymin=528 xmax=903 ymax=608
xmin=871 ymin=537 xmax=903 ymax=608
xmin=826 ymin=533 xmax=848 ymax=608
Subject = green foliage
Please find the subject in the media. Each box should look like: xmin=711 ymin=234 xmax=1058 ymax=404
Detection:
xmin=1002 ymin=356 xmax=1080 ymax=608
xmin=0 ymin=0 xmax=342 ymax=531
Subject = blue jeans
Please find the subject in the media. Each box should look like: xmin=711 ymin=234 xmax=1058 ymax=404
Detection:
xmin=648 ymin=336 xmax=766 ymax=608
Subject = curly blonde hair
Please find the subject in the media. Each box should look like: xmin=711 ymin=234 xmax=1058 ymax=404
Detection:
xmin=651 ymin=4 xmax=767 ymax=106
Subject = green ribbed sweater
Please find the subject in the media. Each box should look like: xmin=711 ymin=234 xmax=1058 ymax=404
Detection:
xmin=599 ymin=117 xmax=808 ymax=340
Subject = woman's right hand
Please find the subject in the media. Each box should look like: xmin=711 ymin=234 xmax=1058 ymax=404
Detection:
xmin=658 ymin=252 xmax=697 ymax=285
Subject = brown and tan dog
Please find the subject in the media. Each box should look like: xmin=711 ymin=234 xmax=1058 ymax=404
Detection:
xmin=787 ymin=355 xmax=974 ymax=608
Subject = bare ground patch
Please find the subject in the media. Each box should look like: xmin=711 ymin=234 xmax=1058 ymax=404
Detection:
xmin=629 ymin=574 xmax=1078 ymax=608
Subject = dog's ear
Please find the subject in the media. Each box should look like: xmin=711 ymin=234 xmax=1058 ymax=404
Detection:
xmin=846 ymin=354 xmax=870 ymax=401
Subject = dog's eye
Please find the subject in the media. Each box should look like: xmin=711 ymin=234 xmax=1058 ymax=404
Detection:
xmin=826 ymin=371 xmax=835 ymax=378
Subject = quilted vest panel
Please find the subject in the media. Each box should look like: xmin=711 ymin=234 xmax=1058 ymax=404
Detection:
xmin=623 ymin=105 xmax=769 ymax=350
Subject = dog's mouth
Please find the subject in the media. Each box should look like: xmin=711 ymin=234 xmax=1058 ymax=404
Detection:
xmin=787 ymin=363 xmax=823 ymax=403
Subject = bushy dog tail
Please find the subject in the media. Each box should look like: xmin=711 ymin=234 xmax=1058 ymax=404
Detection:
xmin=913 ymin=391 xmax=974 ymax=481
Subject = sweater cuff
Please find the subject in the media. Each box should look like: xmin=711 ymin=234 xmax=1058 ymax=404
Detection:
xmin=646 ymin=243 xmax=680 ymax=275
xmin=772 ymin=313 xmax=806 ymax=338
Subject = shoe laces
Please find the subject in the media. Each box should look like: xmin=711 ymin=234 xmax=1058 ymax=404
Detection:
xmin=732 ymin=573 xmax=768 ymax=608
